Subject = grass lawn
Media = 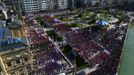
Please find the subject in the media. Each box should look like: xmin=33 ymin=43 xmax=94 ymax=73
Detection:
xmin=75 ymin=55 xmax=89 ymax=70
xmin=46 ymin=30 xmax=63 ymax=42
xmin=61 ymin=45 xmax=72 ymax=55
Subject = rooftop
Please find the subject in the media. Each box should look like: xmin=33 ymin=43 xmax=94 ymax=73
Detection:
xmin=0 ymin=38 xmax=27 ymax=52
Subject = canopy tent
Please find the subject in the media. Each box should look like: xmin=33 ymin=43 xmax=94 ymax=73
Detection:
xmin=96 ymin=20 xmax=109 ymax=26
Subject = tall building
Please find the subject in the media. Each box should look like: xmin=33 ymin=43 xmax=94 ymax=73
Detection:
xmin=20 ymin=0 xmax=68 ymax=13
xmin=68 ymin=0 xmax=76 ymax=9
xmin=20 ymin=0 xmax=39 ymax=13
xmin=76 ymin=0 xmax=84 ymax=7
xmin=40 ymin=0 xmax=53 ymax=11
xmin=58 ymin=0 xmax=68 ymax=10
xmin=72 ymin=0 xmax=76 ymax=9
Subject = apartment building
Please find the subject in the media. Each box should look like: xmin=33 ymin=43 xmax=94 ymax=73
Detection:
xmin=58 ymin=0 xmax=68 ymax=10
xmin=40 ymin=0 xmax=55 ymax=11
xmin=40 ymin=0 xmax=49 ymax=11
xmin=20 ymin=0 xmax=68 ymax=13
xmin=20 ymin=0 xmax=39 ymax=13
xmin=66 ymin=0 xmax=76 ymax=10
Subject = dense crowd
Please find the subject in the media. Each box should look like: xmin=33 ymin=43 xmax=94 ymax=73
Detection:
xmin=33 ymin=43 xmax=70 ymax=75
xmin=53 ymin=17 xmax=128 ymax=75
xmin=24 ymin=9 xmax=129 ymax=75
xmin=24 ymin=14 xmax=72 ymax=75
xmin=65 ymin=27 xmax=110 ymax=66
xmin=89 ymin=23 xmax=128 ymax=75
xmin=53 ymin=23 xmax=72 ymax=32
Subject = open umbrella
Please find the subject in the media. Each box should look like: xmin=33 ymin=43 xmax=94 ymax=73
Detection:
xmin=96 ymin=20 xmax=109 ymax=26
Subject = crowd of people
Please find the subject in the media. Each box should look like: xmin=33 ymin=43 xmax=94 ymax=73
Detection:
xmin=89 ymin=23 xmax=128 ymax=75
xmin=24 ymin=14 xmax=72 ymax=75
xmin=52 ymin=15 xmax=128 ymax=75
xmin=65 ymin=27 xmax=110 ymax=66
xmin=26 ymin=28 xmax=49 ymax=45
xmin=33 ymin=43 xmax=70 ymax=75
xmin=24 ymin=9 xmax=129 ymax=75
xmin=52 ymin=23 xmax=72 ymax=33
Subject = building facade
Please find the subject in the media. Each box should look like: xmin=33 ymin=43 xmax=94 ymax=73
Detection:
xmin=0 ymin=3 xmax=34 ymax=75
xmin=67 ymin=0 xmax=76 ymax=10
xmin=0 ymin=41 xmax=34 ymax=75
xmin=58 ymin=0 xmax=68 ymax=10
xmin=20 ymin=0 xmax=68 ymax=13
xmin=20 ymin=0 xmax=39 ymax=13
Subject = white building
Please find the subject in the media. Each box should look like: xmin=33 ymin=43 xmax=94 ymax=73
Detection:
xmin=20 ymin=0 xmax=68 ymax=13
xmin=58 ymin=0 xmax=68 ymax=10
xmin=20 ymin=0 xmax=39 ymax=12
xmin=40 ymin=0 xmax=55 ymax=11
xmin=67 ymin=0 xmax=76 ymax=9
xmin=40 ymin=0 xmax=48 ymax=11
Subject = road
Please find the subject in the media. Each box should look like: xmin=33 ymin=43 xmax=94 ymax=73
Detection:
xmin=119 ymin=12 xmax=134 ymax=75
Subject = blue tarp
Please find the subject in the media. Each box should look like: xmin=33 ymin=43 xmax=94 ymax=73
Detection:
xmin=0 ymin=28 xmax=4 ymax=39
xmin=0 ymin=38 xmax=23 ymax=47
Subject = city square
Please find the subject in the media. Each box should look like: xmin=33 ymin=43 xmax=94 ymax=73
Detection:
xmin=0 ymin=0 xmax=134 ymax=75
